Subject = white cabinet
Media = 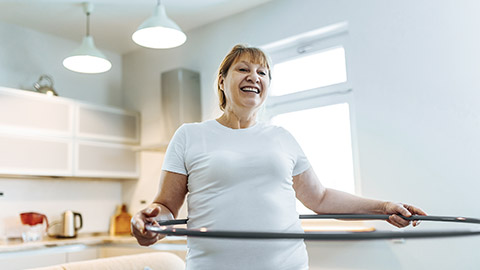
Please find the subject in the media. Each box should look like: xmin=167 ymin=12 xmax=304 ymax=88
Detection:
xmin=0 ymin=88 xmax=73 ymax=136
xmin=0 ymin=250 xmax=66 ymax=270
xmin=65 ymin=246 xmax=98 ymax=263
xmin=75 ymin=141 xmax=138 ymax=178
xmin=98 ymin=245 xmax=186 ymax=261
xmin=0 ymin=86 xmax=139 ymax=179
xmin=77 ymin=104 xmax=139 ymax=143
xmin=74 ymin=103 xmax=140 ymax=178
xmin=0 ymin=245 xmax=99 ymax=270
xmin=0 ymin=133 xmax=72 ymax=176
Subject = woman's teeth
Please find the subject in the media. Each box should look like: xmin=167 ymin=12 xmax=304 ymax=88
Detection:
xmin=241 ymin=87 xmax=259 ymax=94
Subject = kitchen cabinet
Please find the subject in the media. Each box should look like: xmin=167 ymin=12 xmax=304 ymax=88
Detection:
xmin=0 ymin=251 xmax=66 ymax=270
xmin=0 ymin=86 xmax=139 ymax=179
xmin=75 ymin=141 xmax=138 ymax=178
xmin=0 ymin=133 xmax=72 ymax=176
xmin=77 ymin=103 xmax=139 ymax=143
xmin=0 ymin=245 xmax=98 ymax=270
xmin=0 ymin=87 xmax=72 ymax=136
xmin=65 ymin=246 xmax=98 ymax=262
xmin=98 ymin=245 xmax=186 ymax=261
xmin=0 ymin=237 xmax=186 ymax=269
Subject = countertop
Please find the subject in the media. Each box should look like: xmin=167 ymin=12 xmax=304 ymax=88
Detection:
xmin=0 ymin=233 xmax=186 ymax=253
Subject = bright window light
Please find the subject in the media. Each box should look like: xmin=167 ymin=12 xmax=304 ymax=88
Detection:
xmin=271 ymin=103 xmax=355 ymax=214
xmin=270 ymin=47 xmax=347 ymax=96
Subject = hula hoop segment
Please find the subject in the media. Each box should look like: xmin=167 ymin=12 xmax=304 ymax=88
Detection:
xmin=145 ymin=214 xmax=480 ymax=240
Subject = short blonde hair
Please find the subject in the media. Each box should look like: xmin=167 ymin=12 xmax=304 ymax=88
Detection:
xmin=216 ymin=44 xmax=272 ymax=111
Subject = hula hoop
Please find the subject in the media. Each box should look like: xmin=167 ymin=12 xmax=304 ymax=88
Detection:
xmin=145 ymin=214 xmax=480 ymax=241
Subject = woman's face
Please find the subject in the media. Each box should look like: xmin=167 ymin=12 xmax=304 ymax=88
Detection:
xmin=220 ymin=55 xmax=270 ymax=113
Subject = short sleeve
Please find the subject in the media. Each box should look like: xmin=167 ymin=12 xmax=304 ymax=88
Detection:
xmin=162 ymin=125 xmax=188 ymax=175
xmin=281 ymin=128 xmax=310 ymax=176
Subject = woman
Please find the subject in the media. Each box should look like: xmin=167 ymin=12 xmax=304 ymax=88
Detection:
xmin=131 ymin=44 xmax=426 ymax=270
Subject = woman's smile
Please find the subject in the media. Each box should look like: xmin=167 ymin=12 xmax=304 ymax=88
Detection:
xmin=220 ymin=57 xmax=270 ymax=113
xmin=240 ymin=86 xmax=260 ymax=94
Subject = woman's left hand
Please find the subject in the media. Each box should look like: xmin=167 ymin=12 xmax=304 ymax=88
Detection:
xmin=383 ymin=202 xmax=427 ymax=228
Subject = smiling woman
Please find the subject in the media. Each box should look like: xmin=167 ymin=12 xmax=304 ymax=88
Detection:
xmin=215 ymin=45 xmax=272 ymax=116
xmin=130 ymin=44 xmax=426 ymax=270
xmin=216 ymin=58 xmax=270 ymax=126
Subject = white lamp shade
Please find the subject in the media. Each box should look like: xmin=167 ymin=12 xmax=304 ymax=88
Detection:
xmin=132 ymin=4 xmax=186 ymax=49
xmin=63 ymin=36 xmax=112 ymax=74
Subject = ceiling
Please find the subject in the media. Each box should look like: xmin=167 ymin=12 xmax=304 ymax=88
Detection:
xmin=0 ymin=0 xmax=274 ymax=55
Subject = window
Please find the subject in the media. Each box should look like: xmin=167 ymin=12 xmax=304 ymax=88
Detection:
xmin=270 ymin=104 xmax=354 ymax=193
xmin=270 ymin=47 xmax=347 ymax=96
xmin=260 ymin=22 xmax=359 ymax=214
xmin=270 ymin=104 xmax=354 ymax=214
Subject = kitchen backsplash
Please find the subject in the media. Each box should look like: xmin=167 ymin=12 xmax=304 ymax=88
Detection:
xmin=0 ymin=177 xmax=123 ymax=239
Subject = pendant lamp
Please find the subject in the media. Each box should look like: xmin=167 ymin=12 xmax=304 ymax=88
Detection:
xmin=132 ymin=0 xmax=186 ymax=49
xmin=63 ymin=2 xmax=112 ymax=74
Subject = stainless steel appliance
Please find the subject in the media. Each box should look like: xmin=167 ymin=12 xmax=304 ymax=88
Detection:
xmin=48 ymin=210 xmax=83 ymax=238
xmin=61 ymin=210 xmax=83 ymax=238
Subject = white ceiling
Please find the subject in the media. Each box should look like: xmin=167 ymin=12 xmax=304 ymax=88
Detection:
xmin=0 ymin=0 xmax=274 ymax=55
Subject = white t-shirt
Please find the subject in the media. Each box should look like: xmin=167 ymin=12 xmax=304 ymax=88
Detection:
xmin=162 ymin=119 xmax=311 ymax=270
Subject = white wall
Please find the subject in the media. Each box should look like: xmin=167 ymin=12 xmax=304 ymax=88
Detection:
xmin=0 ymin=21 xmax=123 ymax=108
xmin=123 ymin=0 xmax=480 ymax=268
xmin=0 ymin=21 xmax=126 ymax=237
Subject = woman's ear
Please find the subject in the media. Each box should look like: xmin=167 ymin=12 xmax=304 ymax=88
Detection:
xmin=219 ymin=75 xmax=225 ymax=91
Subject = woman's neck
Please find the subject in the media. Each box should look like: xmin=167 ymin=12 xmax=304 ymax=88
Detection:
xmin=216 ymin=110 xmax=257 ymax=129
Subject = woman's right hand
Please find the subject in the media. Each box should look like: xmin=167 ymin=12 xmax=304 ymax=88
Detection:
xmin=130 ymin=204 xmax=167 ymax=246
xmin=131 ymin=171 xmax=187 ymax=246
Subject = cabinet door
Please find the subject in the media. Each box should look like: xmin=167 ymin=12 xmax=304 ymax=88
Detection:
xmin=0 ymin=250 xmax=66 ymax=270
xmin=98 ymin=246 xmax=186 ymax=261
xmin=66 ymin=247 xmax=98 ymax=262
xmin=75 ymin=141 xmax=138 ymax=178
xmin=0 ymin=87 xmax=73 ymax=136
xmin=0 ymin=133 xmax=72 ymax=176
xmin=77 ymin=104 xmax=139 ymax=143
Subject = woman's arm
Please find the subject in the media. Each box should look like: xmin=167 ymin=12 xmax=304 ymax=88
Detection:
xmin=131 ymin=170 xmax=188 ymax=246
xmin=293 ymin=167 xmax=426 ymax=227
xmin=154 ymin=170 xmax=188 ymax=218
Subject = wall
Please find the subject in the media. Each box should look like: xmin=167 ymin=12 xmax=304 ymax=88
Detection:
xmin=0 ymin=21 xmax=123 ymax=108
xmin=122 ymin=0 xmax=480 ymax=269
xmin=0 ymin=21 xmax=125 ymax=237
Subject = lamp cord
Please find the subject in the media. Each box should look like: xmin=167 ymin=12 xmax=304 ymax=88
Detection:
xmin=86 ymin=12 xmax=90 ymax=36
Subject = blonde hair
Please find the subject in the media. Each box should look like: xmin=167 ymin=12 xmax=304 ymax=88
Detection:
xmin=216 ymin=44 xmax=272 ymax=111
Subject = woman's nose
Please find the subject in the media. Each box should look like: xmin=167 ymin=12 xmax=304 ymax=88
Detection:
xmin=246 ymin=72 xmax=260 ymax=83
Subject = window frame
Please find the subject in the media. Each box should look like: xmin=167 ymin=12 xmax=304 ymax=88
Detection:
xmin=259 ymin=22 xmax=363 ymax=195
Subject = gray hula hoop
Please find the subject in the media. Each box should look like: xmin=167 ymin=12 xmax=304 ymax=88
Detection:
xmin=145 ymin=214 xmax=480 ymax=241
